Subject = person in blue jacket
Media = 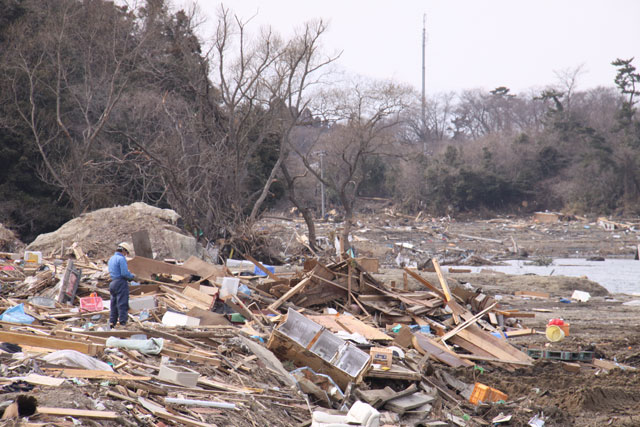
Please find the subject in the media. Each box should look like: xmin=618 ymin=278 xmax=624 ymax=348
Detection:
xmin=108 ymin=242 xmax=135 ymax=328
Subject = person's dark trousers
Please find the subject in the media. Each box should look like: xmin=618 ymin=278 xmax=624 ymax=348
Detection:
xmin=109 ymin=278 xmax=129 ymax=326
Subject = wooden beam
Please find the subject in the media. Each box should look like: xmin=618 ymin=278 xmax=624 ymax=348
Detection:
xmin=0 ymin=331 xmax=99 ymax=355
xmin=240 ymin=252 xmax=280 ymax=282
xmin=347 ymin=262 xmax=353 ymax=305
xmin=432 ymin=259 xmax=459 ymax=324
xmin=403 ymin=268 xmax=445 ymax=299
xmin=458 ymin=354 xmax=531 ymax=366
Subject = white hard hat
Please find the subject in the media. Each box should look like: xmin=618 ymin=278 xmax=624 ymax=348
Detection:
xmin=117 ymin=242 xmax=134 ymax=255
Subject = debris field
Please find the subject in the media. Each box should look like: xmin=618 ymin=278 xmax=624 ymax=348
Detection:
xmin=0 ymin=205 xmax=640 ymax=426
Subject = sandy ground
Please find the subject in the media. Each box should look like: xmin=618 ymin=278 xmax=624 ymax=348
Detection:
xmin=261 ymin=210 xmax=640 ymax=426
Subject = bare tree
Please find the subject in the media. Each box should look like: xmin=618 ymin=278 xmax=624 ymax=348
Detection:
xmin=113 ymin=5 xmax=337 ymax=242
xmin=248 ymin=18 xmax=339 ymax=223
xmin=296 ymin=79 xmax=412 ymax=251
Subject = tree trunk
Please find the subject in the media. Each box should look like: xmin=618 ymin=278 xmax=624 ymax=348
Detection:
xmin=280 ymin=163 xmax=317 ymax=250
xmin=340 ymin=192 xmax=353 ymax=255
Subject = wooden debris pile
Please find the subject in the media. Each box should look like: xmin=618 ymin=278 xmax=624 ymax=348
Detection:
xmin=0 ymin=246 xmax=610 ymax=425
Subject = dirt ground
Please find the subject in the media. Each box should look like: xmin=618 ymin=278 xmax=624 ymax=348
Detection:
xmin=260 ymin=209 xmax=640 ymax=426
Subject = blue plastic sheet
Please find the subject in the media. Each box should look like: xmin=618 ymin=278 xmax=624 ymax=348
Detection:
xmin=0 ymin=304 xmax=35 ymax=324
xmin=253 ymin=265 xmax=275 ymax=277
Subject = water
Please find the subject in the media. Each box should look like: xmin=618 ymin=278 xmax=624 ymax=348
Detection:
xmin=458 ymin=258 xmax=640 ymax=294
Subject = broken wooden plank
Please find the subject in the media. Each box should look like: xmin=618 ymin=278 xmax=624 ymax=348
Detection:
xmin=182 ymin=256 xmax=228 ymax=280
xmin=504 ymin=328 xmax=536 ymax=338
xmin=437 ymin=302 xmax=498 ymax=343
xmin=412 ymin=333 xmax=474 ymax=368
xmin=160 ymin=348 xmax=221 ymax=367
xmin=38 ymin=407 xmax=118 ymax=419
xmin=432 ymin=259 xmax=459 ymax=324
xmin=454 ymin=325 xmax=533 ymax=365
xmin=457 ymin=234 xmax=503 ymax=244
xmin=403 ymin=268 xmax=445 ymax=299
xmin=45 ymin=369 xmax=151 ymax=381
xmin=307 ymin=314 xmax=392 ymax=341
xmin=367 ymin=365 xmax=422 ymax=382
xmin=268 ymin=276 xmax=312 ymax=311
xmin=394 ymin=325 xmax=415 ymax=348
xmin=563 ymin=362 xmax=581 ymax=373
xmin=0 ymin=331 xmax=100 ymax=355
xmin=242 ymin=252 xmax=280 ymax=282
xmin=375 ymin=384 xmax=417 ymax=409
xmin=457 ymin=354 xmax=532 ymax=366
xmin=138 ymin=397 xmax=214 ymax=427
xmin=18 ymin=374 xmax=65 ymax=386
xmin=497 ymin=310 xmax=536 ymax=318
xmin=182 ymin=286 xmax=215 ymax=308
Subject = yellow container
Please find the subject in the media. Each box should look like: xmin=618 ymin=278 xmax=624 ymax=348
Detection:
xmin=546 ymin=325 xmax=565 ymax=342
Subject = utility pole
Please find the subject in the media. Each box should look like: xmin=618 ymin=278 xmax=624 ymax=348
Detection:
xmin=320 ymin=151 xmax=326 ymax=219
xmin=422 ymin=13 xmax=427 ymax=155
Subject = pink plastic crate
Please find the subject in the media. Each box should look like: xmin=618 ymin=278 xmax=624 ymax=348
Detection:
xmin=79 ymin=293 xmax=104 ymax=312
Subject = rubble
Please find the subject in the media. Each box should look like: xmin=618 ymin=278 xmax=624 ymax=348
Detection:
xmin=1 ymin=208 xmax=640 ymax=425
xmin=25 ymin=202 xmax=201 ymax=260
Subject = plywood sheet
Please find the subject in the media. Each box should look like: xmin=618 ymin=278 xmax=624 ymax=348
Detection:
xmin=128 ymin=256 xmax=197 ymax=281
xmin=182 ymin=256 xmax=228 ymax=279
xmin=412 ymin=333 xmax=474 ymax=368
xmin=307 ymin=314 xmax=392 ymax=341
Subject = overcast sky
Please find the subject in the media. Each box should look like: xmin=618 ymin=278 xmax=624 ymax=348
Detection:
xmin=184 ymin=0 xmax=640 ymax=96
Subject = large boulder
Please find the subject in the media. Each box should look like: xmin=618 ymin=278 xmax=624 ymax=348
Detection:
xmin=27 ymin=202 xmax=201 ymax=260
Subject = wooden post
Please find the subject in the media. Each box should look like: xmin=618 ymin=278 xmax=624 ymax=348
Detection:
xmin=403 ymin=272 xmax=408 ymax=290
xmin=347 ymin=263 xmax=352 ymax=305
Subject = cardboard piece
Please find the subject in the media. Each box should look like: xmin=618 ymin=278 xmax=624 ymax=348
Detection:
xmin=186 ymin=307 xmax=230 ymax=325
xmin=370 ymin=347 xmax=393 ymax=368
